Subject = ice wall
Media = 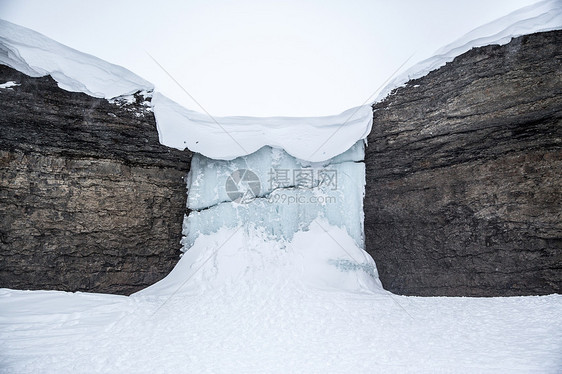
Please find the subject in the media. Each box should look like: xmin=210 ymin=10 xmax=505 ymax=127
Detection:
xmin=182 ymin=141 xmax=366 ymax=250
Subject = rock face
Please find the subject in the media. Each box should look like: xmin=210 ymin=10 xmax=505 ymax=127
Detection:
xmin=0 ymin=65 xmax=191 ymax=295
xmin=365 ymin=31 xmax=562 ymax=296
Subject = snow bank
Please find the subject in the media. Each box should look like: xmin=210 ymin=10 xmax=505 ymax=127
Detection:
xmin=0 ymin=19 xmax=153 ymax=98
xmin=375 ymin=0 xmax=562 ymax=102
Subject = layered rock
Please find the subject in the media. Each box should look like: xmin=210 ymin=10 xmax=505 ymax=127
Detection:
xmin=365 ymin=31 xmax=562 ymax=296
xmin=0 ymin=65 xmax=191 ymax=295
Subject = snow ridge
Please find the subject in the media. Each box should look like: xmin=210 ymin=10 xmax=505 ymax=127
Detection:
xmin=375 ymin=0 xmax=562 ymax=103
xmin=0 ymin=19 xmax=153 ymax=99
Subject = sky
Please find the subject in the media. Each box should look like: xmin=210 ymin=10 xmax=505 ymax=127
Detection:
xmin=0 ymin=0 xmax=542 ymax=117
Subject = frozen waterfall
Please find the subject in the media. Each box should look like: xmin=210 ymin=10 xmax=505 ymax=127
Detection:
xmin=135 ymin=139 xmax=384 ymax=295
xmin=182 ymin=141 xmax=366 ymax=249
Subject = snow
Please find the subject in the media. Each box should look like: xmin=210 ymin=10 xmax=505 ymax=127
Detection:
xmin=0 ymin=16 xmax=371 ymax=162
xmin=2 ymin=1 xmax=560 ymax=162
xmin=0 ymin=19 xmax=153 ymax=99
xmin=375 ymin=0 xmax=562 ymax=102
xmin=142 ymin=219 xmax=381 ymax=297
xmin=152 ymin=0 xmax=561 ymax=162
xmin=153 ymin=92 xmax=372 ymax=162
xmin=0 ymin=80 xmax=19 ymax=89
xmin=1 ymin=222 xmax=561 ymax=373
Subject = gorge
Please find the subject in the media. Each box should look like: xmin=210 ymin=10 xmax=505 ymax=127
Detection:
xmin=0 ymin=27 xmax=560 ymax=297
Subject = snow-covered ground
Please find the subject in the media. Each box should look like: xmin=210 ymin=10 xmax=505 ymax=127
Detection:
xmin=1 ymin=223 xmax=561 ymax=373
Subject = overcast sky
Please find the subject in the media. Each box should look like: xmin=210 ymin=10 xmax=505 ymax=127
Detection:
xmin=0 ymin=0 xmax=541 ymax=117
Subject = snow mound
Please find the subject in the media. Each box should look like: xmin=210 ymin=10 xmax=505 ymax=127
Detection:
xmin=153 ymin=92 xmax=372 ymax=162
xmin=0 ymin=19 xmax=153 ymax=98
xmin=375 ymin=0 xmax=562 ymax=102
xmin=137 ymin=219 xmax=382 ymax=298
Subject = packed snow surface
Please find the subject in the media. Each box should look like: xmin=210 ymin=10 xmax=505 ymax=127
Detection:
xmin=1 ymin=223 xmax=561 ymax=373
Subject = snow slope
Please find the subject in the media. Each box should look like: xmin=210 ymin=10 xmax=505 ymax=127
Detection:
xmin=1 ymin=223 xmax=561 ymax=373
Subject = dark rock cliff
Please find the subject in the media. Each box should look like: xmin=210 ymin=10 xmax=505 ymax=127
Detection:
xmin=0 ymin=65 xmax=191 ymax=295
xmin=365 ymin=30 xmax=562 ymax=296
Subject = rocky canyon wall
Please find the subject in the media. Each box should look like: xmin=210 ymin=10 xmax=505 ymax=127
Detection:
xmin=365 ymin=31 xmax=561 ymax=296
xmin=1 ymin=30 xmax=560 ymax=298
xmin=0 ymin=65 xmax=191 ymax=295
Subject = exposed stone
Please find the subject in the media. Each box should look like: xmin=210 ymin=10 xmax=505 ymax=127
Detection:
xmin=0 ymin=65 xmax=191 ymax=295
xmin=365 ymin=31 xmax=562 ymax=296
